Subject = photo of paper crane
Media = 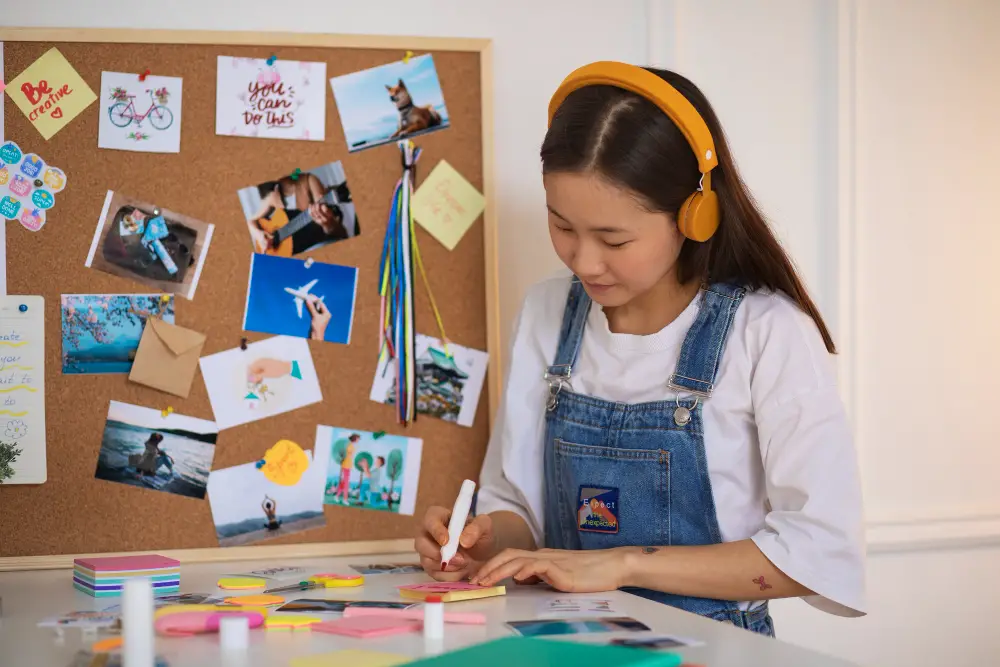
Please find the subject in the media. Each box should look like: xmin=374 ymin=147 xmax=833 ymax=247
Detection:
xmin=284 ymin=279 xmax=325 ymax=318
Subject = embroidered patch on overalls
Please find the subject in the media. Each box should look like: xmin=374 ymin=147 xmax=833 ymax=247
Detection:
xmin=577 ymin=486 xmax=619 ymax=533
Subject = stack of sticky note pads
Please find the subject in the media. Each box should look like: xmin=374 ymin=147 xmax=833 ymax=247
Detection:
xmin=73 ymin=555 xmax=180 ymax=598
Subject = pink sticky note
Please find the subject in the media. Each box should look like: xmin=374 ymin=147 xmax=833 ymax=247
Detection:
xmin=75 ymin=555 xmax=180 ymax=572
xmin=0 ymin=81 xmax=6 ymax=94
xmin=312 ymin=616 xmax=422 ymax=639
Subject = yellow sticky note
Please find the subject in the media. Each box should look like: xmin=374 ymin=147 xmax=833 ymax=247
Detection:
xmin=291 ymin=650 xmax=410 ymax=667
xmin=412 ymin=160 xmax=486 ymax=251
xmin=6 ymin=48 xmax=97 ymax=140
xmin=260 ymin=439 xmax=308 ymax=485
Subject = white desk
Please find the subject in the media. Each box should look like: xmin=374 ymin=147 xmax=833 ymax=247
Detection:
xmin=0 ymin=553 xmax=859 ymax=666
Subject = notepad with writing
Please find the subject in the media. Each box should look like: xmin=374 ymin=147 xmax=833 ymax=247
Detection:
xmin=399 ymin=636 xmax=684 ymax=667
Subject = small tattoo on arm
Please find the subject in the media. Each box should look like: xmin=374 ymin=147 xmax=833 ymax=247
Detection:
xmin=640 ymin=547 xmax=658 ymax=555
xmin=752 ymin=576 xmax=772 ymax=591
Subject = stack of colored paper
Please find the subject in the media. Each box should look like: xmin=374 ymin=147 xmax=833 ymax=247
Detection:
xmin=73 ymin=555 xmax=181 ymax=598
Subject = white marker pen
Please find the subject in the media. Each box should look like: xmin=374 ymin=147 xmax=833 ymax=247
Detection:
xmin=440 ymin=479 xmax=476 ymax=569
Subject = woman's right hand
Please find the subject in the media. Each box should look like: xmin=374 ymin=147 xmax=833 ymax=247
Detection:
xmin=415 ymin=506 xmax=496 ymax=581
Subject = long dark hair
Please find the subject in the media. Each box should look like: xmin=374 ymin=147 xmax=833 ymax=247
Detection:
xmin=541 ymin=66 xmax=836 ymax=354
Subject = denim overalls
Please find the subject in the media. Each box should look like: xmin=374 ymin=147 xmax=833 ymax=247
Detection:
xmin=541 ymin=278 xmax=775 ymax=637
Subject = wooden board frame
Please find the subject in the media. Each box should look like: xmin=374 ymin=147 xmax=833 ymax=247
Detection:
xmin=0 ymin=27 xmax=499 ymax=572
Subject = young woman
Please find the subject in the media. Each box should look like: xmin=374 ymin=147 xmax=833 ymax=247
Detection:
xmin=414 ymin=62 xmax=866 ymax=637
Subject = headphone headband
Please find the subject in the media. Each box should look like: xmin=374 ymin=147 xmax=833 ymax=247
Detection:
xmin=547 ymin=61 xmax=718 ymax=175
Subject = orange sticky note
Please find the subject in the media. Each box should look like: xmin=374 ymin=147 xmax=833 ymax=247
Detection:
xmin=6 ymin=48 xmax=97 ymax=139
xmin=260 ymin=439 xmax=308 ymax=485
xmin=412 ymin=160 xmax=486 ymax=251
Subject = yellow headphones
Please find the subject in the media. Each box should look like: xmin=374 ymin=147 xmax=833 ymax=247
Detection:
xmin=547 ymin=61 xmax=720 ymax=242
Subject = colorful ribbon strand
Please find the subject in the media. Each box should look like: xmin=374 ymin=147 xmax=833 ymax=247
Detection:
xmin=378 ymin=140 xmax=452 ymax=425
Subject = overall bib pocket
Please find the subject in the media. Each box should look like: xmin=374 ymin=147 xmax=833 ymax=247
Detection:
xmin=552 ymin=438 xmax=670 ymax=550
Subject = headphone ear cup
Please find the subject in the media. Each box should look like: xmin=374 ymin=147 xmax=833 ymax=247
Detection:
xmin=677 ymin=190 xmax=719 ymax=242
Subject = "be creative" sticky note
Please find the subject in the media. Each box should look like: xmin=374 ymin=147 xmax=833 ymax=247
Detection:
xmin=6 ymin=48 xmax=97 ymax=140
xmin=411 ymin=159 xmax=486 ymax=251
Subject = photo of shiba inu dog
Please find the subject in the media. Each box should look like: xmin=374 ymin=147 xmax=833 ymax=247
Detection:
xmin=386 ymin=78 xmax=443 ymax=138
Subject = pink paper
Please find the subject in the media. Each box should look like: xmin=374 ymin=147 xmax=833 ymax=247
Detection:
xmin=312 ymin=616 xmax=422 ymax=638
xmin=75 ymin=555 xmax=181 ymax=572
xmin=343 ymin=607 xmax=486 ymax=625
xmin=154 ymin=610 xmax=265 ymax=636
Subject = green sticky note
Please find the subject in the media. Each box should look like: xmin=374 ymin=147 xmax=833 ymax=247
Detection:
xmin=401 ymin=637 xmax=683 ymax=667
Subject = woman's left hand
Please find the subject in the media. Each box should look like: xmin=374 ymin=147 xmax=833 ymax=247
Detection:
xmin=469 ymin=548 xmax=628 ymax=593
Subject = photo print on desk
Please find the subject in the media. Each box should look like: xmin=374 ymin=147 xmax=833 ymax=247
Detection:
xmin=243 ymin=253 xmax=358 ymax=345
xmin=60 ymin=294 xmax=174 ymax=374
xmin=94 ymin=400 xmax=218 ymax=499
xmin=236 ymin=159 xmax=359 ymax=257
xmin=330 ymin=53 xmax=450 ymax=152
xmin=216 ymin=56 xmax=326 ymax=141
xmin=207 ymin=450 xmax=326 ymax=547
xmin=315 ymin=425 xmax=423 ymax=515
xmin=0 ymin=296 xmax=46 ymax=485
xmin=199 ymin=335 xmax=322 ymax=430
xmin=84 ymin=190 xmax=214 ymax=300
xmin=97 ymin=71 xmax=183 ymax=153
xmin=370 ymin=334 xmax=488 ymax=428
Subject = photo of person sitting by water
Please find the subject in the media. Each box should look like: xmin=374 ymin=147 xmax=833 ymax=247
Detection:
xmin=236 ymin=160 xmax=360 ymax=258
xmin=94 ymin=400 xmax=217 ymax=500
xmin=262 ymin=495 xmax=281 ymax=531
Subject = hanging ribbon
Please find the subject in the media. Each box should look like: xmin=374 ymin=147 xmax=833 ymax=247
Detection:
xmin=378 ymin=140 xmax=452 ymax=426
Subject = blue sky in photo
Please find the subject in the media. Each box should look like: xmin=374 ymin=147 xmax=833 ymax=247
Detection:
xmin=330 ymin=54 xmax=450 ymax=150
xmin=243 ymin=253 xmax=358 ymax=344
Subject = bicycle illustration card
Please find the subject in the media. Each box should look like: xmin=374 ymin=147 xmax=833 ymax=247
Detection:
xmin=97 ymin=72 xmax=183 ymax=153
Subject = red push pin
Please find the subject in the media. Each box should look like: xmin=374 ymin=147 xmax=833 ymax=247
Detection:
xmin=139 ymin=69 xmax=151 ymax=82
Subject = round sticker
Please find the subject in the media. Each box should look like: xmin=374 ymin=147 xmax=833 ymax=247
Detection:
xmin=0 ymin=142 xmax=22 ymax=165
xmin=42 ymin=167 xmax=66 ymax=193
xmin=31 ymin=189 xmax=54 ymax=210
xmin=19 ymin=207 xmax=45 ymax=232
xmin=19 ymin=154 xmax=44 ymax=179
xmin=0 ymin=196 xmax=21 ymax=220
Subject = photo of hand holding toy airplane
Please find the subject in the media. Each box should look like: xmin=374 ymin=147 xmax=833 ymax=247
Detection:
xmin=243 ymin=253 xmax=358 ymax=345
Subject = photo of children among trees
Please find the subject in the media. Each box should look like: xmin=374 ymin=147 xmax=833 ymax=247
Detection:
xmin=316 ymin=426 xmax=422 ymax=516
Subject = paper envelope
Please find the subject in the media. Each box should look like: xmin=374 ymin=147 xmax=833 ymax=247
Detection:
xmin=129 ymin=318 xmax=207 ymax=398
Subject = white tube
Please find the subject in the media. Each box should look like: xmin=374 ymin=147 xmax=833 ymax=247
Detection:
xmin=423 ymin=597 xmax=444 ymax=640
xmin=219 ymin=615 xmax=250 ymax=651
xmin=122 ymin=578 xmax=155 ymax=667
xmin=440 ymin=479 xmax=476 ymax=567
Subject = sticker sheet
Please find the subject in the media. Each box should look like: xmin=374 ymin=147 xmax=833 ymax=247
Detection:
xmin=97 ymin=71 xmax=183 ymax=153
xmin=0 ymin=141 xmax=66 ymax=231
xmin=216 ymin=56 xmax=326 ymax=141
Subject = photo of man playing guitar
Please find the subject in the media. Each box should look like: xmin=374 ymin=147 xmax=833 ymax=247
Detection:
xmin=239 ymin=161 xmax=360 ymax=257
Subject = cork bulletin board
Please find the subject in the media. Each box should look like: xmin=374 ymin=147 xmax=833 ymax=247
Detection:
xmin=0 ymin=28 xmax=498 ymax=568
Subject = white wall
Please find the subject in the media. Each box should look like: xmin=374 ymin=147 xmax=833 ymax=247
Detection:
xmin=5 ymin=1 xmax=999 ymax=666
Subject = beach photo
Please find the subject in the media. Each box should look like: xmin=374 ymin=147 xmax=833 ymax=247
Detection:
xmin=94 ymin=400 xmax=217 ymax=499
xmin=370 ymin=333 xmax=488 ymax=427
xmin=84 ymin=190 xmax=214 ymax=300
xmin=61 ymin=294 xmax=174 ymax=374
xmin=315 ymin=425 xmax=423 ymax=515
xmin=243 ymin=253 xmax=358 ymax=345
xmin=330 ymin=54 xmax=450 ymax=152
xmin=206 ymin=450 xmax=326 ymax=548
xmin=236 ymin=160 xmax=359 ymax=257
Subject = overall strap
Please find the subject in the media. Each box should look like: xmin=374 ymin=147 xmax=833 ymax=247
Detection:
xmin=544 ymin=278 xmax=591 ymax=400
xmin=668 ymin=283 xmax=746 ymax=397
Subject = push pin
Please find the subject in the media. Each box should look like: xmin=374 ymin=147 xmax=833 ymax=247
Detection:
xmin=152 ymin=208 xmax=160 ymax=215
xmin=240 ymin=337 xmax=248 ymax=351
xmin=266 ymin=54 xmax=277 ymax=66
xmin=255 ymin=459 xmax=266 ymax=469
xmin=161 ymin=406 xmax=173 ymax=418
xmin=159 ymin=295 xmax=170 ymax=303
xmin=290 ymin=168 xmax=302 ymax=181
xmin=139 ymin=69 xmax=151 ymax=82
xmin=373 ymin=431 xmax=386 ymax=440
xmin=403 ymin=50 xmax=414 ymax=64
xmin=303 ymin=257 xmax=314 ymax=268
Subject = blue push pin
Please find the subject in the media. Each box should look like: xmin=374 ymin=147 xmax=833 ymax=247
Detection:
xmin=255 ymin=459 xmax=266 ymax=469
xmin=266 ymin=54 xmax=277 ymax=66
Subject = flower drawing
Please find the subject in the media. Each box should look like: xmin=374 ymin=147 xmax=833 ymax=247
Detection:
xmin=5 ymin=420 xmax=27 ymax=439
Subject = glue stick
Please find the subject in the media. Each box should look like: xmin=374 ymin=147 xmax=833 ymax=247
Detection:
xmin=423 ymin=595 xmax=444 ymax=640
xmin=122 ymin=577 xmax=155 ymax=667
xmin=219 ymin=615 xmax=250 ymax=652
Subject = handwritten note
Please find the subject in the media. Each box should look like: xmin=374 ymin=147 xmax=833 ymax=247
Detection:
xmin=0 ymin=296 xmax=46 ymax=484
xmin=412 ymin=160 xmax=486 ymax=251
xmin=6 ymin=48 xmax=97 ymax=140
xmin=215 ymin=56 xmax=326 ymax=141
xmin=260 ymin=439 xmax=308 ymax=485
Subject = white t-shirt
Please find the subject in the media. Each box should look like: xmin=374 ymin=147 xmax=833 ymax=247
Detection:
xmin=476 ymin=270 xmax=867 ymax=617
